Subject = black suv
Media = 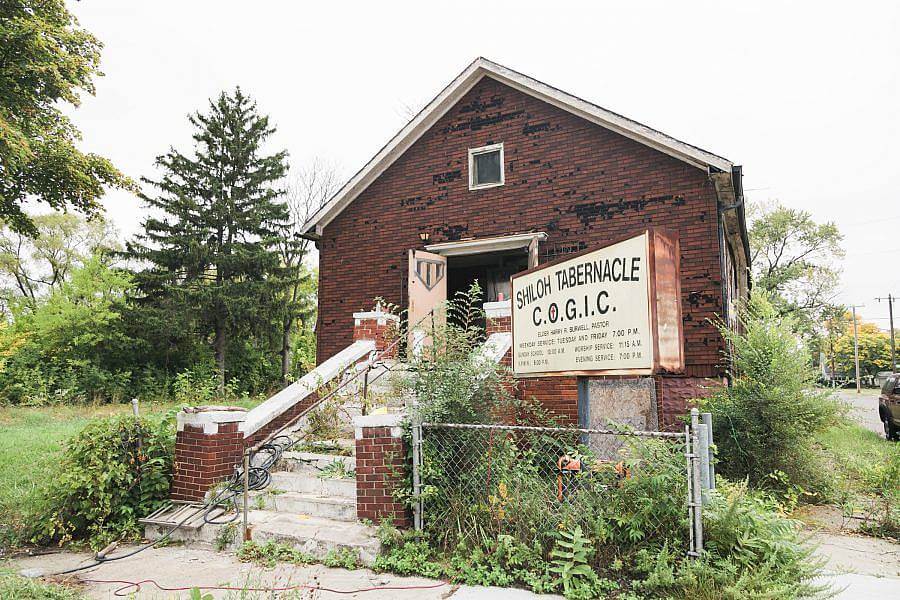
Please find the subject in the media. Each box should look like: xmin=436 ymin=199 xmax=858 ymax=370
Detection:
xmin=879 ymin=374 xmax=899 ymax=441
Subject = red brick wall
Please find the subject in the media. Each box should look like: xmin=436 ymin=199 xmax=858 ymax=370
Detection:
xmin=317 ymin=77 xmax=726 ymax=379
xmin=518 ymin=376 xmax=580 ymax=426
xmin=485 ymin=315 xmax=510 ymax=336
xmin=355 ymin=426 xmax=411 ymax=527
xmin=656 ymin=376 xmax=720 ymax=430
xmin=172 ymin=422 xmax=243 ymax=502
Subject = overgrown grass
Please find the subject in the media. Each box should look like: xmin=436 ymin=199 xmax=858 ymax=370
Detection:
xmin=817 ymin=420 xmax=900 ymax=538
xmin=0 ymin=398 xmax=260 ymax=549
xmin=0 ymin=570 xmax=85 ymax=599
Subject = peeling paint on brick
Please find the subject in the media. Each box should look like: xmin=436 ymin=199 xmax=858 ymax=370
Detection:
xmin=432 ymin=170 xmax=461 ymax=185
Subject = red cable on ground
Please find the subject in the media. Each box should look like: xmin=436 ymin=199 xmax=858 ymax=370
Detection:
xmin=80 ymin=577 xmax=449 ymax=597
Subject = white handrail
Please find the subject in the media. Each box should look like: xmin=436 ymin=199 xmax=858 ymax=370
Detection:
xmin=240 ymin=339 xmax=376 ymax=437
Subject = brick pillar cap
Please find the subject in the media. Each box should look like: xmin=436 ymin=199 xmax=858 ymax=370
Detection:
xmin=353 ymin=412 xmax=405 ymax=439
xmin=484 ymin=300 xmax=511 ymax=319
xmin=177 ymin=407 xmax=247 ymax=433
xmin=353 ymin=309 xmax=400 ymax=323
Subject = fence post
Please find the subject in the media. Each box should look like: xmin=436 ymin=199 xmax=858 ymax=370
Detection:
xmin=684 ymin=426 xmax=697 ymax=557
xmin=697 ymin=423 xmax=710 ymax=498
xmin=689 ymin=411 xmax=704 ymax=554
xmin=701 ymin=412 xmax=715 ymax=490
xmin=411 ymin=419 xmax=424 ymax=531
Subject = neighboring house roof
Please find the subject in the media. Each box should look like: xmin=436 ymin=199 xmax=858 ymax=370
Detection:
xmin=302 ymin=57 xmax=735 ymax=235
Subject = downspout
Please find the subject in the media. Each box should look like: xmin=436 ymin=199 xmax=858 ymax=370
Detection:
xmin=711 ymin=168 xmax=732 ymax=336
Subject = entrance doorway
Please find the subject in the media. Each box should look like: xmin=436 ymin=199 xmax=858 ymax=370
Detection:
xmin=447 ymin=250 xmax=528 ymax=304
xmin=408 ymin=232 xmax=546 ymax=339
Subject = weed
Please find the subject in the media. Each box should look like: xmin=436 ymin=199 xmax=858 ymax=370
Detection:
xmin=317 ymin=460 xmax=355 ymax=479
xmin=188 ymin=588 xmax=213 ymax=600
xmin=237 ymin=540 xmax=315 ymax=567
xmin=214 ymin=522 xmax=237 ymax=551
xmin=306 ymin=400 xmax=344 ymax=441
xmin=549 ymin=525 xmax=615 ymax=600
xmin=322 ymin=547 xmax=360 ymax=569
xmin=0 ymin=573 xmax=85 ymax=599
xmin=817 ymin=420 xmax=899 ymax=539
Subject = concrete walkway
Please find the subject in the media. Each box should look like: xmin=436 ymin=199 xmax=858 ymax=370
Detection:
xmin=811 ymin=531 xmax=900 ymax=599
xmin=11 ymin=533 xmax=900 ymax=599
xmin=10 ymin=546 xmax=562 ymax=599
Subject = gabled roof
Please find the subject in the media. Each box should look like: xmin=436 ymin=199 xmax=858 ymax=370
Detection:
xmin=302 ymin=57 xmax=734 ymax=234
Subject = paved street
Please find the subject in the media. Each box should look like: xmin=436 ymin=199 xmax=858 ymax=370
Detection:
xmin=834 ymin=388 xmax=884 ymax=436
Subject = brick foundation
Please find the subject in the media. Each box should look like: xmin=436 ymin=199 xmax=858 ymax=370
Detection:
xmin=172 ymin=409 xmax=246 ymax=502
xmin=354 ymin=414 xmax=411 ymax=527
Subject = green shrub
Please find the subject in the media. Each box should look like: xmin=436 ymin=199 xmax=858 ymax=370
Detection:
xmin=31 ymin=413 xmax=174 ymax=548
xmin=633 ymin=481 xmax=829 ymax=599
xmin=701 ymin=292 xmax=840 ymax=497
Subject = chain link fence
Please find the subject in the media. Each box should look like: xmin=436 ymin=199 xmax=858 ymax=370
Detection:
xmin=413 ymin=421 xmax=705 ymax=557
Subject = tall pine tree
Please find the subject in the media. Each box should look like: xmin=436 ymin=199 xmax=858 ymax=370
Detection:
xmin=126 ymin=88 xmax=289 ymax=392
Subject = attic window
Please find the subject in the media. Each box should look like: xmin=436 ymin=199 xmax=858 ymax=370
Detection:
xmin=468 ymin=143 xmax=504 ymax=190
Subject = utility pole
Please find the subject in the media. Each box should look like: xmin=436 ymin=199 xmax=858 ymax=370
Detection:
xmin=851 ymin=305 xmax=863 ymax=393
xmin=876 ymin=294 xmax=897 ymax=373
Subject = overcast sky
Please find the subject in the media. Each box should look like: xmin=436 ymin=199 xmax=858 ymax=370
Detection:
xmin=67 ymin=1 xmax=900 ymax=327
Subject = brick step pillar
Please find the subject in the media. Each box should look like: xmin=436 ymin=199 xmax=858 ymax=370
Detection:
xmin=484 ymin=299 xmax=511 ymax=368
xmin=172 ymin=407 xmax=247 ymax=502
xmin=354 ymin=413 xmax=410 ymax=528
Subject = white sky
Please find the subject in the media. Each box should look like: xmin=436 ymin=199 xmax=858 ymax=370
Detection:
xmin=67 ymin=1 xmax=900 ymax=327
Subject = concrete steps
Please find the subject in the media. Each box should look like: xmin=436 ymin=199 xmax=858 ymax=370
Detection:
xmin=252 ymin=490 xmax=356 ymax=521
xmin=269 ymin=471 xmax=355 ymax=497
xmin=277 ymin=450 xmax=355 ymax=474
xmin=252 ymin=512 xmax=380 ymax=565
xmin=144 ymin=447 xmax=378 ymax=563
xmin=144 ymin=510 xmax=380 ymax=566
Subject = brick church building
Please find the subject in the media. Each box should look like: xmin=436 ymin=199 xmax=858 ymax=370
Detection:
xmin=301 ymin=58 xmax=750 ymax=429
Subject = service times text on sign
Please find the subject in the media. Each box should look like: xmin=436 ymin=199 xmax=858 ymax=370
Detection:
xmin=511 ymin=233 xmax=653 ymax=376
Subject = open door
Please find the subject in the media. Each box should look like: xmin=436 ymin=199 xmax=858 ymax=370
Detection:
xmin=408 ymin=249 xmax=447 ymax=356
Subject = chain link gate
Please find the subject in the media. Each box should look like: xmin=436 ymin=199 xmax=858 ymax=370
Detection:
xmin=411 ymin=421 xmax=706 ymax=557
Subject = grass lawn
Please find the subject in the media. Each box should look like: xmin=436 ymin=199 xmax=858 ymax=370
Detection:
xmin=816 ymin=419 xmax=899 ymax=538
xmin=0 ymin=397 xmax=261 ymax=549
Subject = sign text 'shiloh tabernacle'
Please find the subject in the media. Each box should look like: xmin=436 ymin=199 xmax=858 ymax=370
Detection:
xmin=512 ymin=233 xmax=653 ymax=375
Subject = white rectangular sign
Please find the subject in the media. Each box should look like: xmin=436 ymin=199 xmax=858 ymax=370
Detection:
xmin=512 ymin=233 xmax=653 ymax=376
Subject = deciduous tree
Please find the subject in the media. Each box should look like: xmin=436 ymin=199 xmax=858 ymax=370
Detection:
xmin=823 ymin=311 xmax=894 ymax=380
xmin=0 ymin=213 xmax=117 ymax=311
xmin=748 ymin=201 xmax=844 ymax=348
xmin=0 ymin=0 xmax=131 ymax=235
